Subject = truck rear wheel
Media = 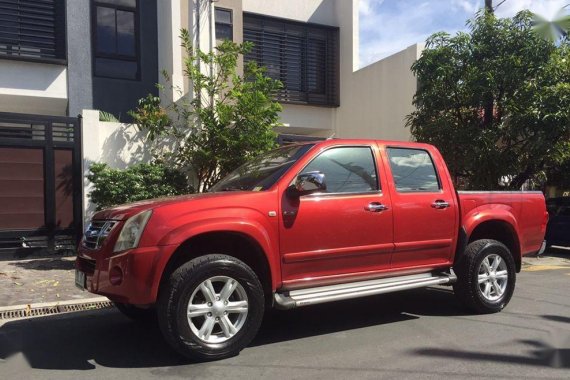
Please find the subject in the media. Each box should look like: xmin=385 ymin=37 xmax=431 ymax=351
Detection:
xmin=158 ymin=254 xmax=264 ymax=361
xmin=453 ymin=239 xmax=516 ymax=314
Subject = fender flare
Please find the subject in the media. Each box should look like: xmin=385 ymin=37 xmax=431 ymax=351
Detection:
xmin=150 ymin=217 xmax=280 ymax=300
xmin=458 ymin=205 xmax=522 ymax=266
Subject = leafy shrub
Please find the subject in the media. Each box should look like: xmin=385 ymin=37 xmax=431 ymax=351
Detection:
xmin=88 ymin=163 xmax=193 ymax=210
xmin=129 ymin=95 xmax=170 ymax=141
xmin=99 ymin=111 xmax=120 ymax=122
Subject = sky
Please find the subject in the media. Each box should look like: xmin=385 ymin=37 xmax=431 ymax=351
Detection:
xmin=359 ymin=0 xmax=570 ymax=67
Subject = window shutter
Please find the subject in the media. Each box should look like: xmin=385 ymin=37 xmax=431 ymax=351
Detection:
xmin=244 ymin=13 xmax=339 ymax=107
xmin=0 ymin=0 xmax=66 ymax=61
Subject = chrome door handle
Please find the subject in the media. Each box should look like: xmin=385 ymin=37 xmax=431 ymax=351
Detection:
xmin=365 ymin=203 xmax=389 ymax=212
xmin=431 ymin=200 xmax=450 ymax=209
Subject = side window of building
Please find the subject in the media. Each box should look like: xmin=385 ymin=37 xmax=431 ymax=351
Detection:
xmin=301 ymin=147 xmax=379 ymax=194
xmin=215 ymin=8 xmax=233 ymax=44
xmin=93 ymin=0 xmax=139 ymax=80
xmin=243 ymin=14 xmax=339 ymax=107
xmin=387 ymin=148 xmax=441 ymax=192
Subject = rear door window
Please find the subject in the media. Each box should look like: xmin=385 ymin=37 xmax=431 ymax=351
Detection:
xmin=387 ymin=148 xmax=440 ymax=192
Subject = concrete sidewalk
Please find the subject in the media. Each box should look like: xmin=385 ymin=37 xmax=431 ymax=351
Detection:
xmin=0 ymin=248 xmax=568 ymax=309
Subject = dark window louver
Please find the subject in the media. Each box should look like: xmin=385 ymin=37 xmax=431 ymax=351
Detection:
xmin=243 ymin=14 xmax=339 ymax=107
xmin=0 ymin=0 xmax=66 ymax=62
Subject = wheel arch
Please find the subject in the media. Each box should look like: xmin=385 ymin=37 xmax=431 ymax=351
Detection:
xmin=459 ymin=217 xmax=522 ymax=272
xmin=155 ymin=230 xmax=273 ymax=304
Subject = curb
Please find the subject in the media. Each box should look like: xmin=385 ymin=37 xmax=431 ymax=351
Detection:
xmin=0 ymin=296 xmax=113 ymax=322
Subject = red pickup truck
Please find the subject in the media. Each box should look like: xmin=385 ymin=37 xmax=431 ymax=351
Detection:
xmin=76 ymin=139 xmax=548 ymax=361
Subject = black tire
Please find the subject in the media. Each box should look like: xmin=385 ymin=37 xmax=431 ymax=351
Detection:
xmin=453 ymin=239 xmax=516 ymax=314
xmin=114 ymin=302 xmax=156 ymax=322
xmin=157 ymin=254 xmax=264 ymax=361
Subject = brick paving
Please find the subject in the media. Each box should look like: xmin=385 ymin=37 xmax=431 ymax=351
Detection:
xmin=0 ymin=256 xmax=95 ymax=307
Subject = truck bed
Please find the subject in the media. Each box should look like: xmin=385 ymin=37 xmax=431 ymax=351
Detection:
xmin=458 ymin=191 xmax=547 ymax=256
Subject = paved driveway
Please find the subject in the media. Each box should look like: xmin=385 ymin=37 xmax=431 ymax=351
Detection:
xmin=0 ymin=255 xmax=569 ymax=379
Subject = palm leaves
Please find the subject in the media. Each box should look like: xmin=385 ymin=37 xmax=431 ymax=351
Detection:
xmin=531 ymin=5 xmax=570 ymax=43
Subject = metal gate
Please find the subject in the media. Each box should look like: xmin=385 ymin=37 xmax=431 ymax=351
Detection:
xmin=0 ymin=112 xmax=82 ymax=257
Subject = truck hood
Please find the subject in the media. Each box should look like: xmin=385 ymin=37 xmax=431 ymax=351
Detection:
xmin=93 ymin=192 xmax=246 ymax=221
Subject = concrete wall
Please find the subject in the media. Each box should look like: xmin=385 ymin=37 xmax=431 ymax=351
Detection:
xmin=242 ymin=0 xmax=337 ymax=25
xmin=158 ymin=0 xmax=188 ymax=103
xmin=335 ymin=44 xmax=422 ymax=141
xmin=67 ymin=0 xmax=93 ymax=117
xmin=0 ymin=60 xmax=67 ymax=115
xmin=81 ymin=110 xmax=151 ymax=220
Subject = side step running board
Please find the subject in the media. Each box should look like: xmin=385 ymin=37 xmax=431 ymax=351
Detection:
xmin=274 ymin=271 xmax=456 ymax=310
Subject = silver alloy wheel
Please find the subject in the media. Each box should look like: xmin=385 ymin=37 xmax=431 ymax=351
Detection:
xmin=187 ymin=276 xmax=249 ymax=344
xmin=477 ymin=253 xmax=509 ymax=301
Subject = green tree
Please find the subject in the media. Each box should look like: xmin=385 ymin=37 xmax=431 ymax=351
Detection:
xmin=130 ymin=30 xmax=283 ymax=192
xmin=407 ymin=11 xmax=570 ymax=190
xmin=532 ymin=4 xmax=570 ymax=43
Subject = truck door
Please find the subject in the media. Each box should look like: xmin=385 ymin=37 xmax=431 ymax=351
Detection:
xmin=383 ymin=146 xmax=457 ymax=269
xmin=279 ymin=145 xmax=394 ymax=287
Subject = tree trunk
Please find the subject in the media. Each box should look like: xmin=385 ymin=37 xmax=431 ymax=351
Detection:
xmin=483 ymin=94 xmax=494 ymax=129
xmin=485 ymin=0 xmax=493 ymax=13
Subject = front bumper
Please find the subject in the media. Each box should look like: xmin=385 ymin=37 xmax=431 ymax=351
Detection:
xmin=76 ymin=244 xmax=178 ymax=305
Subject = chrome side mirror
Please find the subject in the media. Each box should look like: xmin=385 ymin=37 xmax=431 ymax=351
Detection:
xmin=294 ymin=171 xmax=326 ymax=195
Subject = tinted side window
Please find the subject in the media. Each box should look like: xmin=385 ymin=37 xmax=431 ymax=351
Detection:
xmin=93 ymin=0 xmax=139 ymax=80
xmin=215 ymin=8 xmax=233 ymax=43
xmin=387 ymin=148 xmax=440 ymax=192
xmin=302 ymin=147 xmax=378 ymax=193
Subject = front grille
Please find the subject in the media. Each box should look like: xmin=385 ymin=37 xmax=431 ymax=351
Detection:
xmin=82 ymin=220 xmax=118 ymax=250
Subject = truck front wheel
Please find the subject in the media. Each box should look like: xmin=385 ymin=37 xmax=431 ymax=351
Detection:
xmin=453 ymin=239 xmax=516 ymax=314
xmin=158 ymin=254 xmax=264 ymax=361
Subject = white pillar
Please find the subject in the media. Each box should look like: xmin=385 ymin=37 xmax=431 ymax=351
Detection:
xmin=157 ymin=0 xmax=187 ymax=104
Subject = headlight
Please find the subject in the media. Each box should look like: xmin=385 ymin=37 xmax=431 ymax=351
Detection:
xmin=113 ymin=210 xmax=152 ymax=252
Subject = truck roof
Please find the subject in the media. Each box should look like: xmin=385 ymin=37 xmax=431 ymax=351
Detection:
xmin=298 ymin=138 xmax=436 ymax=151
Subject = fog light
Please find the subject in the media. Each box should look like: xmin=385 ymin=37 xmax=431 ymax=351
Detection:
xmin=109 ymin=266 xmax=123 ymax=286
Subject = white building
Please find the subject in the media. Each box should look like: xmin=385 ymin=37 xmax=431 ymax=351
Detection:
xmin=159 ymin=0 xmax=422 ymax=142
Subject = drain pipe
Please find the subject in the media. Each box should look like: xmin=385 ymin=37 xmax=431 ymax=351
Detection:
xmin=195 ymin=0 xmax=201 ymax=113
xmin=209 ymin=0 xmax=215 ymax=106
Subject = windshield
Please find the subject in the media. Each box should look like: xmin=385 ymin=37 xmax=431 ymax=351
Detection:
xmin=210 ymin=144 xmax=314 ymax=192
